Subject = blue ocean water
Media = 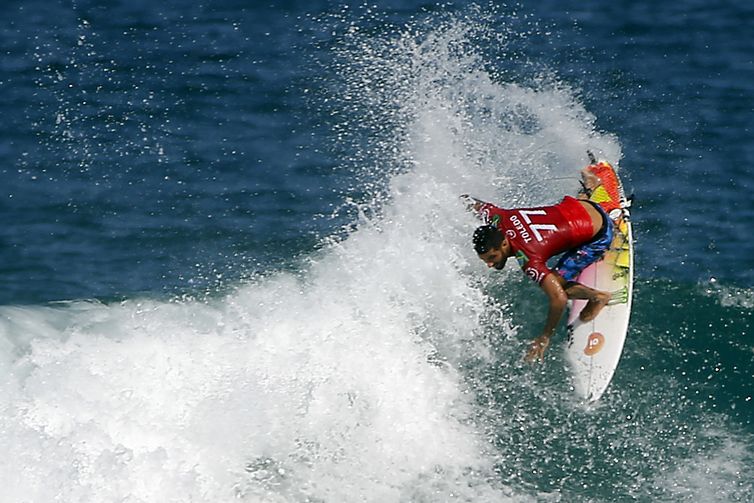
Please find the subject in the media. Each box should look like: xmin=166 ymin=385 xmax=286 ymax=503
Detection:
xmin=1 ymin=1 xmax=752 ymax=501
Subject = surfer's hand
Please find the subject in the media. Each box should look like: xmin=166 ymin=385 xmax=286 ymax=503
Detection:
xmin=459 ymin=194 xmax=482 ymax=212
xmin=525 ymin=335 xmax=550 ymax=363
xmin=459 ymin=194 xmax=474 ymax=209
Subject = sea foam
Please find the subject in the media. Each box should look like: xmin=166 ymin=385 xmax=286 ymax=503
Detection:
xmin=0 ymin=8 xmax=623 ymax=502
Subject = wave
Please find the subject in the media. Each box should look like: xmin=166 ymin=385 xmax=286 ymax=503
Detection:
xmin=2 ymin=6 xmax=752 ymax=502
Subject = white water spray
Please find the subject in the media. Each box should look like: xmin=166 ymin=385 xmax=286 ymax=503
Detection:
xmin=1 ymin=9 xmax=625 ymax=503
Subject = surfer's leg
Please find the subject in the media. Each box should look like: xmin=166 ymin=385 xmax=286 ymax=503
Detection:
xmin=555 ymin=234 xmax=609 ymax=285
xmin=555 ymin=213 xmax=614 ymax=322
xmin=562 ymin=281 xmax=611 ymax=322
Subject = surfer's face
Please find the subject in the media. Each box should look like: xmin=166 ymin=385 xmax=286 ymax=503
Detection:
xmin=478 ymin=247 xmax=507 ymax=270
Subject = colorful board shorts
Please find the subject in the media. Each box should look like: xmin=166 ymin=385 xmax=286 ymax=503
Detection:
xmin=555 ymin=202 xmax=613 ymax=282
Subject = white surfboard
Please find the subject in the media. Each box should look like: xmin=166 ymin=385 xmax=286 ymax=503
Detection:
xmin=565 ymin=160 xmax=634 ymax=402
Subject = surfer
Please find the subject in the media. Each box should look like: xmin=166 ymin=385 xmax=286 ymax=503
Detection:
xmin=463 ymin=191 xmax=613 ymax=363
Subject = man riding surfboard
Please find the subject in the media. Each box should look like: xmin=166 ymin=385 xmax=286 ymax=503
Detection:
xmin=463 ymin=166 xmax=614 ymax=362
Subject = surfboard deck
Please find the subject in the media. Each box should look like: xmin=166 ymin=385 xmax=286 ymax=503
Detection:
xmin=565 ymin=160 xmax=634 ymax=402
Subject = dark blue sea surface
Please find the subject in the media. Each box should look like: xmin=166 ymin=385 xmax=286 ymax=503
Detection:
xmin=1 ymin=1 xmax=752 ymax=501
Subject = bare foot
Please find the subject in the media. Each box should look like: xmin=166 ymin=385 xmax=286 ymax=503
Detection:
xmin=579 ymin=291 xmax=611 ymax=322
xmin=580 ymin=168 xmax=601 ymax=193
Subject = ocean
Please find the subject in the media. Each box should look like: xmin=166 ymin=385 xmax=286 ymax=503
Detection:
xmin=1 ymin=1 xmax=752 ymax=501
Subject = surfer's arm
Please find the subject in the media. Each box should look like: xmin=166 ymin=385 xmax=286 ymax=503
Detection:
xmin=525 ymin=273 xmax=567 ymax=363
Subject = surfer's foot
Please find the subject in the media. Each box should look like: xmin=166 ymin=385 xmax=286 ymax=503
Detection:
xmin=578 ymin=168 xmax=601 ymax=198
xmin=579 ymin=291 xmax=611 ymax=322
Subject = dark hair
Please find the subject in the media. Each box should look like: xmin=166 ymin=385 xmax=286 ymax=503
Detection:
xmin=472 ymin=225 xmax=503 ymax=254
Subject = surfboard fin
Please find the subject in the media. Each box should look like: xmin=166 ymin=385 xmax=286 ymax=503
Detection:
xmin=622 ymin=194 xmax=634 ymax=209
xmin=566 ymin=323 xmax=577 ymax=348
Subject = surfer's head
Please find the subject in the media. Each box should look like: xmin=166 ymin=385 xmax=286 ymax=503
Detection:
xmin=473 ymin=225 xmax=508 ymax=270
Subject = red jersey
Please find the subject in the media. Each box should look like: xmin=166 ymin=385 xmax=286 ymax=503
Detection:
xmin=479 ymin=196 xmax=594 ymax=284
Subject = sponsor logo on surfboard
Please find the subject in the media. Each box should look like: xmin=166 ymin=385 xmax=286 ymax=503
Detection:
xmin=584 ymin=332 xmax=605 ymax=356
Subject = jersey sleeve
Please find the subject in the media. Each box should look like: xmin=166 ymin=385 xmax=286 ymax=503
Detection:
xmin=478 ymin=202 xmax=506 ymax=227
xmin=521 ymin=258 xmax=552 ymax=285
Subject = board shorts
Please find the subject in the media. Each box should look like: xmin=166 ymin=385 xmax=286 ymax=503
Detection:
xmin=554 ymin=201 xmax=613 ymax=282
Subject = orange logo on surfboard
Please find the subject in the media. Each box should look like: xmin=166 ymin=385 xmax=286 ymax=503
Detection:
xmin=584 ymin=332 xmax=605 ymax=356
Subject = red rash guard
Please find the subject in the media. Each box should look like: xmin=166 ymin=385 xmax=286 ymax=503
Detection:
xmin=479 ymin=196 xmax=595 ymax=284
